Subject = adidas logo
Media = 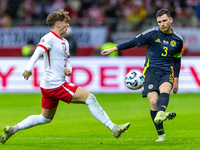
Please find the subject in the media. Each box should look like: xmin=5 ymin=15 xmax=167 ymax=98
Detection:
xmin=155 ymin=38 xmax=161 ymax=43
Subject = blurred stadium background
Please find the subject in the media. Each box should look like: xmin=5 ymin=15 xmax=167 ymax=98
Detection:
xmin=0 ymin=0 xmax=200 ymax=93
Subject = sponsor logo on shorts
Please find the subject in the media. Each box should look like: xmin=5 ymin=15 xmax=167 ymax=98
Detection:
xmin=169 ymin=74 xmax=173 ymax=83
xmin=148 ymin=84 xmax=153 ymax=89
xmin=68 ymin=83 xmax=75 ymax=87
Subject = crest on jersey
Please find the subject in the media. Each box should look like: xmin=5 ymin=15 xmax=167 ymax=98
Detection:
xmin=62 ymin=42 xmax=66 ymax=51
xmin=148 ymin=84 xmax=154 ymax=89
xmin=40 ymin=39 xmax=45 ymax=43
xmin=170 ymin=40 xmax=176 ymax=47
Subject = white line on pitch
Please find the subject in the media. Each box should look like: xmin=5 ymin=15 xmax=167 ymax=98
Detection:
xmin=14 ymin=137 xmax=200 ymax=141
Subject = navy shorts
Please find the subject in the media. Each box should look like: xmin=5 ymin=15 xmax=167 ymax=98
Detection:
xmin=142 ymin=71 xmax=173 ymax=97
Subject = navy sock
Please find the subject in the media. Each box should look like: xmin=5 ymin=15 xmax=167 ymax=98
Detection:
xmin=157 ymin=93 xmax=169 ymax=112
xmin=150 ymin=110 xmax=165 ymax=135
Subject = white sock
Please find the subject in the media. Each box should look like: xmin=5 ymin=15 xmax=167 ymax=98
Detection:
xmin=14 ymin=114 xmax=52 ymax=132
xmin=85 ymin=94 xmax=115 ymax=130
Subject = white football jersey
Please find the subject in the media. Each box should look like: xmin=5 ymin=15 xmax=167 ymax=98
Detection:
xmin=30 ymin=31 xmax=71 ymax=89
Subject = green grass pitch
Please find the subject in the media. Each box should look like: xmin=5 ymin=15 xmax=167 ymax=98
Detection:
xmin=0 ymin=93 xmax=200 ymax=150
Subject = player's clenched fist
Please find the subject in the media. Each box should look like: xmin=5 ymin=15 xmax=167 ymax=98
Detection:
xmin=64 ymin=68 xmax=72 ymax=77
xmin=23 ymin=70 xmax=32 ymax=80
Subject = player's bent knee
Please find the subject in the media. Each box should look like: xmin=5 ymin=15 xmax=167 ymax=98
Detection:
xmin=44 ymin=117 xmax=52 ymax=124
xmin=85 ymin=94 xmax=97 ymax=105
xmin=149 ymin=100 xmax=157 ymax=110
xmin=151 ymin=100 xmax=157 ymax=105
xmin=40 ymin=114 xmax=52 ymax=124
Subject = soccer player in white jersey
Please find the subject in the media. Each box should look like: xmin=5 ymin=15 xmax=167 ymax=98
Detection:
xmin=0 ymin=9 xmax=130 ymax=144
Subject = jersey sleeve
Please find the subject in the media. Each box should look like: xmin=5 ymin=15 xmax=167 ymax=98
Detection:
xmin=37 ymin=35 xmax=53 ymax=51
xmin=117 ymin=28 xmax=153 ymax=51
xmin=134 ymin=29 xmax=153 ymax=46
xmin=25 ymin=46 xmax=46 ymax=72
xmin=174 ymin=58 xmax=181 ymax=77
xmin=173 ymin=39 xmax=183 ymax=77
xmin=174 ymin=40 xmax=183 ymax=58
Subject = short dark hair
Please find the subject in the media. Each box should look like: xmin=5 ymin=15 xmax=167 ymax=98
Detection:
xmin=46 ymin=9 xmax=70 ymax=28
xmin=156 ymin=9 xmax=171 ymax=18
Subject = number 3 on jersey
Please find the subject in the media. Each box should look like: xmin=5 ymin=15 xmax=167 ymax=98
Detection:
xmin=161 ymin=46 xmax=168 ymax=57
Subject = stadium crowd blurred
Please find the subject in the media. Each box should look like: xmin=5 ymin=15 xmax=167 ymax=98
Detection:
xmin=0 ymin=0 xmax=200 ymax=32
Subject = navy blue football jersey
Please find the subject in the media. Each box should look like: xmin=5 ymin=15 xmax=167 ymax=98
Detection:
xmin=117 ymin=27 xmax=183 ymax=74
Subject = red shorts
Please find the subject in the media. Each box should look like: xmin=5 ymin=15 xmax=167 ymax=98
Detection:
xmin=40 ymin=82 xmax=79 ymax=109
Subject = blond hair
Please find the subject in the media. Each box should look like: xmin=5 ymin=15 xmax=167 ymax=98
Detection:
xmin=46 ymin=9 xmax=70 ymax=28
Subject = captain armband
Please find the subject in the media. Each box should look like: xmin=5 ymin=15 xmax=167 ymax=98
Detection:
xmin=174 ymin=52 xmax=182 ymax=58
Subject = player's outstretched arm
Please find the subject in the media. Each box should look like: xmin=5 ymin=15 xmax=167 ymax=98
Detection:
xmin=101 ymin=47 xmax=118 ymax=56
xmin=24 ymin=46 xmax=45 ymax=80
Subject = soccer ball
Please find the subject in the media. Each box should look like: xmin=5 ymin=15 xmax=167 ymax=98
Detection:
xmin=125 ymin=70 xmax=144 ymax=90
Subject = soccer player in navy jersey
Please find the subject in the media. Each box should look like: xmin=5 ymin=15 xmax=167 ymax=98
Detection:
xmin=101 ymin=8 xmax=183 ymax=142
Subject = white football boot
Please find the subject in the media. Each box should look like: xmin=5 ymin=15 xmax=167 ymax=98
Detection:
xmin=111 ymin=122 xmax=130 ymax=138
xmin=156 ymin=134 xmax=166 ymax=142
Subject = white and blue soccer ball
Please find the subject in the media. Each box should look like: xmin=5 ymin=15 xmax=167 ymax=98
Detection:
xmin=125 ymin=70 xmax=144 ymax=90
